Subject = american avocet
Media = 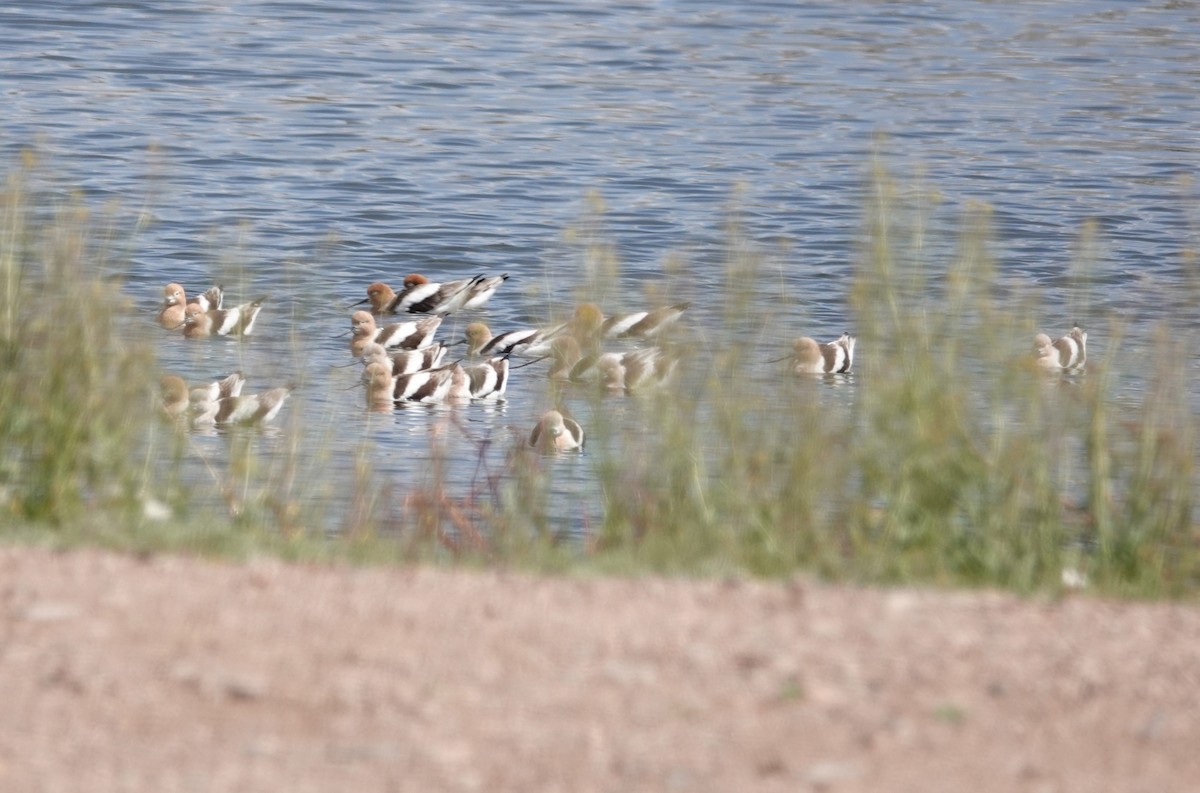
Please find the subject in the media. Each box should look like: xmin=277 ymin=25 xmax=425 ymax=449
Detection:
xmin=441 ymin=358 xmax=511 ymax=403
xmin=569 ymin=303 xmax=605 ymax=349
xmin=363 ymin=362 xmax=397 ymax=410
xmin=385 ymin=274 xmax=484 ymax=315
xmin=358 ymin=342 xmax=392 ymax=376
xmin=362 ymin=341 xmax=449 ymax=378
xmin=358 ymin=282 xmax=400 ymax=315
xmin=191 ymin=385 xmax=293 ymax=427
xmin=188 ymin=371 xmax=247 ymax=405
xmin=160 ymin=375 xmax=190 ymax=418
xmin=790 ymin=332 xmax=855 ymax=375
xmin=597 ymin=347 xmax=678 ymax=394
xmin=182 ymin=296 xmax=267 ymax=338
xmin=529 ymin=409 xmax=584 ymax=451
xmin=161 ymin=372 xmax=248 ymax=418
xmin=548 ymin=336 xmax=584 ymax=381
xmin=393 ymin=363 xmax=460 ymax=404
xmin=1033 ymin=334 xmax=1061 ymax=371
xmin=562 ymin=348 xmax=609 ymax=384
xmin=462 ymin=357 xmax=509 ymax=400
xmin=460 ymin=273 xmax=510 ymax=310
xmin=360 ymin=345 xmax=444 ymax=393
xmin=397 ymin=343 xmax=448 ymax=375
xmin=349 ymin=311 xmax=442 ymax=356
xmin=1034 ymin=326 xmax=1087 ymax=372
xmin=571 ymin=301 xmax=692 ymax=344
xmin=156 ymin=283 xmax=222 ymax=329
xmin=464 ymin=321 xmax=565 ymax=358
xmin=547 ymin=338 xmax=648 ymax=385
xmin=602 ymin=301 xmax=692 ymax=340
xmin=447 ymin=365 xmax=473 ymax=403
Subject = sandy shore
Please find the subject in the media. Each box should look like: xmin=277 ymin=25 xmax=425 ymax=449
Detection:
xmin=1 ymin=547 xmax=1197 ymax=792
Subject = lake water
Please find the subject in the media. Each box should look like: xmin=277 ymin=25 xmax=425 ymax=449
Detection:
xmin=2 ymin=0 xmax=1198 ymax=534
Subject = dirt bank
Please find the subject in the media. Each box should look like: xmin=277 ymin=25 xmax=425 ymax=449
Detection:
xmin=1 ymin=547 xmax=1197 ymax=792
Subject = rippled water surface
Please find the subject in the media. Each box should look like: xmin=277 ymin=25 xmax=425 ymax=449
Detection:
xmin=3 ymin=0 xmax=1198 ymax=530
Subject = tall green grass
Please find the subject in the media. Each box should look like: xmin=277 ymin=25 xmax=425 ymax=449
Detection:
xmin=571 ymin=157 xmax=1199 ymax=596
xmin=0 ymin=150 xmax=153 ymax=526
xmin=1 ymin=149 xmax=1196 ymax=597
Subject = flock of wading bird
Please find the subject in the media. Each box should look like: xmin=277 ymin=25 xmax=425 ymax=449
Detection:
xmin=346 ymin=273 xmax=691 ymax=452
xmin=154 ymin=274 xmax=1089 ymax=451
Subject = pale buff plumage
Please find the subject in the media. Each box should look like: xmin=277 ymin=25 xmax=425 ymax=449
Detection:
xmin=364 ymin=362 xmax=397 ymax=410
xmin=529 ymin=409 xmax=584 ymax=452
xmin=548 ymin=336 xmax=584 ymax=381
xmin=160 ymin=375 xmax=190 ymax=418
xmin=1034 ymin=326 xmax=1087 ymax=372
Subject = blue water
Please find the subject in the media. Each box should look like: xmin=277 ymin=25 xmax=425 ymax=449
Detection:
xmin=2 ymin=0 xmax=1197 ymax=532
